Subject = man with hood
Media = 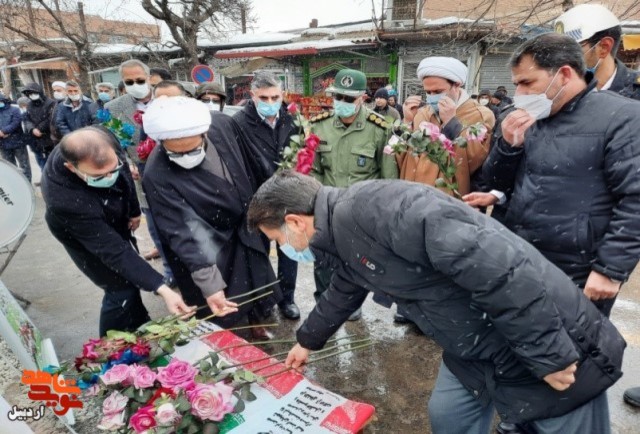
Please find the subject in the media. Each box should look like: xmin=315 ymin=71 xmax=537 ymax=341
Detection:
xmin=142 ymin=96 xmax=280 ymax=340
xmin=22 ymin=83 xmax=56 ymax=169
xmin=373 ymin=88 xmax=400 ymax=121
xmin=0 ymin=92 xmax=31 ymax=181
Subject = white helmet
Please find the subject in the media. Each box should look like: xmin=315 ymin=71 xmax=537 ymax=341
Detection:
xmin=555 ymin=4 xmax=620 ymax=43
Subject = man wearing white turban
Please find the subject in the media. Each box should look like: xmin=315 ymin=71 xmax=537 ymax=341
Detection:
xmin=142 ymin=97 xmax=281 ymax=339
xmin=396 ymin=56 xmax=495 ymax=196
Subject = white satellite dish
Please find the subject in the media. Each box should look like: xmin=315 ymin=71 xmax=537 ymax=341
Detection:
xmin=0 ymin=160 xmax=35 ymax=249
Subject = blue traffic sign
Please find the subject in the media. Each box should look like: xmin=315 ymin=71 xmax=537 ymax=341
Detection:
xmin=191 ymin=65 xmax=215 ymax=84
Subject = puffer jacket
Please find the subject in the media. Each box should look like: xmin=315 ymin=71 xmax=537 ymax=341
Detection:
xmin=298 ymin=180 xmax=626 ymax=423
xmin=23 ymin=83 xmax=56 ymax=151
xmin=0 ymin=97 xmax=23 ymax=150
xmin=482 ymin=81 xmax=640 ymax=285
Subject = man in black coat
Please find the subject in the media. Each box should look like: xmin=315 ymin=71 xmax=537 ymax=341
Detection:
xmin=248 ymin=171 xmax=626 ymax=434
xmin=41 ymin=126 xmax=194 ymax=336
xmin=142 ymin=96 xmax=280 ymax=340
xmin=22 ymin=83 xmax=56 ymax=169
xmin=481 ymin=33 xmax=640 ymax=318
xmin=233 ymin=71 xmax=300 ymax=320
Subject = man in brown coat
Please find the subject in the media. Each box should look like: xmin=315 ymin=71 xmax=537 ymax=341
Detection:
xmin=397 ymin=57 xmax=495 ymax=196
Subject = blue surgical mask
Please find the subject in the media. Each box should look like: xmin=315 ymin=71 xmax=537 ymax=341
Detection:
xmin=279 ymin=225 xmax=315 ymax=262
xmin=584 ymin=43 xmax=602 ymax=75
xmin=78 ymin=160 xmax=122 ymax=188
xmin=333 ymin=100 xmax=357 ymax=118
xmin=257 ymin=100 xmax=280 ymax=117
xmin=0 ymin=103 xmax=5 ymax=109
xmin=98 ymin=92 xmax=112 ymax=102
xmin=426 ymin=92 xmax=445 ymax=113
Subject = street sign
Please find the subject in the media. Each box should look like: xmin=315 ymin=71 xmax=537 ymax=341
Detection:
xmin=191 ymin=65 xmax=215 ymax=84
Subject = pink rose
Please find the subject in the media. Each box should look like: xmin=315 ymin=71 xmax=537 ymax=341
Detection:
xmin=101 ymin=364 xmax=132 ymax=386
xmin=132 ymin=110 xmax=144 ymax=125
xmin=419 ymin=121 xmax=441 ymax=141
xmin=388 ymin=135 xmax=400 ymax=146
xmin=156 ymin=402 xmax=181 ymax=426
xmin=82 ymin=338 xmax=102 ymax=360
xmin=131 ymin=364 xmax=157 ymax=389
xmin=295 ymin=148 xmax=315 ymax=175
xmin=187 ymin=382 xmax=235 ymax=422
xmin=287 ymin=102 xmax=298 ymax=115
xmin=383 ymin=145 xmax=394 ymax=155
xmin=304 ymin=133 xmax=320 ymax=151
xmin=102 ymin=390 xmax=129 ymax=416
xmin=98 ymin=410 xmax=126 ymax=431
xmin=129 ymin=405 xmax=156 ymax=434
xmin=157 ymin=359 xmax=197 ymax=392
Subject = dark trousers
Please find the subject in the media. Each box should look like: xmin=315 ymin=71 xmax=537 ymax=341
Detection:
xmin=313 ymin=262 xmax=334 ymax=301
xmin=99 ymin=288 xmax=150 ymax=337
xmin=1 ymin=146 xmax=32 ymax=182
xmin=277 ymin=247 xmax=298 ymax=305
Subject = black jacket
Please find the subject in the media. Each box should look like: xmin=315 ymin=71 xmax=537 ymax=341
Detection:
xmin=232 ymin=100 xmax=296 ymax=176
xmin=23 ymin=83 xmax=57 ymax=151
xmin=609 ymin=58 xmax=640 ymax=100
xmin=298 ymin=180 xmax=625 ymax=423
xmin=482 ymin=81 xmax=640 ymax=284
xmin=41 ymin=146 xmax=164 ymax=294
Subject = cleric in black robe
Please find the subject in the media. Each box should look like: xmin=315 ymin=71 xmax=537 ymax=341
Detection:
xmin=141 ymin=96 xmax=280 ymax=336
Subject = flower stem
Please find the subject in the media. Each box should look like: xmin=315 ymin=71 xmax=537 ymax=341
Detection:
xmin=198 ymin=290 xmax=274 ymax=323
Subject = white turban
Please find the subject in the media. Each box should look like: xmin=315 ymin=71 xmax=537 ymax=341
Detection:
xmin=144 ymin=96 xmax=212 ymax=141
xmin=51 ymin=81 xmax=66 ymax=89
xmin=416 ymin=57 xmax=468 ymax=85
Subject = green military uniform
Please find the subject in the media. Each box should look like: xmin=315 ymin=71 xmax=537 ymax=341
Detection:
xmin=310 ymin=108 xmax=398 ymax=187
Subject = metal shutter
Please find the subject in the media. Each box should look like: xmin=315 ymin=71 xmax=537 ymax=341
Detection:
xmin=478 ymin=53 xmax=515 ymax=94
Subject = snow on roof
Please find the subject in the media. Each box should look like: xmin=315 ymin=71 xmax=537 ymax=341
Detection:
xmin=214 ymin=38 xmax=375 ymax=58
xmin=301 ymin=22 xmax=377 ymax=37
xmin=92 ymin=43 xmax=180 ymax=55
xmin=198 ymin=32 xmax=298 ymax=48
xmin=421 ymin=16 xmax=493 ymax=26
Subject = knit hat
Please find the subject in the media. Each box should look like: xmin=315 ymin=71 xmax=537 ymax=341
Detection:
xmin=51 ymin=81 xmax=66 ymax=89
xmin=374 ymin=88 xmax=389 ymax=100
xmin=479 ymin=89 xmax=492 ymax=97
xmin=417 ymin=57 xmax=468 ymax=85
xmin=143 ymin=96 xmax=211 ymax=141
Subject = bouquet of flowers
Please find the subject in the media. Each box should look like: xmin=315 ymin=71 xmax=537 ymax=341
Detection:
xmin=278 ymin=103 xmax=321 ymax=175
xmin=96 ymin=109 xmax=136 ymax=149
xmin=385 ymin=121 xmax=488 ymax=196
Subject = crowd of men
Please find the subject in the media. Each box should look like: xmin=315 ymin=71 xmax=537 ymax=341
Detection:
xmin=1 ymin=3 xmax=640 ymax=433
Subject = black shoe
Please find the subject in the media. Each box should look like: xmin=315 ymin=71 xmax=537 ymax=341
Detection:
xmin=496 ymin=422 xmax=525 ymax=434
xmin=623 ymin=387 xmax=640 ymax=407
xmin=279 ymin=302 xmax=300 ymax=320
xmin=347 ymin=308 xmax=362 ymax=321
xmin=393 ymin=313 xmax=413 ymax=324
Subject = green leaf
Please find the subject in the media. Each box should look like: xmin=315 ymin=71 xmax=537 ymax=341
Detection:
xmin=187 ymin=423 xmax=201 ymax=434
xmin=434 ymin=178 xmax=447 ymax=188
xmin=178 ymin=414 xmax=193 ymax=430
xmin=106 ymin=330 xmax=137 ymax=343
xmin=145 ymin=324 xmax=165 ymax=334
xmin=199 ymin=360 xmax=211 ymax=373
xmin=175 ymin=339 xmax=189 ymax=346
xmin=159 ymin=339 xmax=174 ymax=354
xmin=202 ymin=423 xmax=220 ymax=434
xmin=234 ymin=398 xmax=245 ymax=413
xmin=133 ymin=388 xmax=154 ymax=403
xmin=122 ymin=386 xmax=136 ymax=399
xmin=290 ymin=135 xmax=301 ymax=144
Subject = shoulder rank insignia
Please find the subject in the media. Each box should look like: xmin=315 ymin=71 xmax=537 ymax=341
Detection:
xmin=366 ymin=112 xmax=390 ymax=129
xmin=310 ymin=111 xmax=332 ymax=123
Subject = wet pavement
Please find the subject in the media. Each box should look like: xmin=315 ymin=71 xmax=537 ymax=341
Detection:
xmin=1 ymin=185 xmax=639 ymax=433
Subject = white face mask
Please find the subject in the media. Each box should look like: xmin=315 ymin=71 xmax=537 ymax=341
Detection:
xmin=28 ymin=94 xmax=40 ymax=101
xmin=68 ymin=94 xmax=81 ymax=102
xmin=513 ymin=71 xmax=565 ymax=120
xmin=479 ymin=98 xmax=490 ymax=106
xmin=206 ymin=101 xmax=220 ymax=112
xmin=53 ymin=91 xmax=66 ymax=100
xmin=167 ymin=145 xmax=206 ymax=169
xmin=125 ymin=83 xmax=150 ymax=99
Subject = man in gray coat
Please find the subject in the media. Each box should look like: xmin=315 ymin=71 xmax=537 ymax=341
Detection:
xmin=248 ymin=171 xmax=626 ymax=434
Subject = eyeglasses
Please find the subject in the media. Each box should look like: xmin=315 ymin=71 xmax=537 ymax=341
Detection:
xmin=333 ymin=94 xmax=358 ymax=103
xmin=124 ymin=79 xmax=147 ymax=86
xmin=165 ymin=143 xmax=205 ymax=157
xmin=77 ymin=159 xmax=123 ymax=182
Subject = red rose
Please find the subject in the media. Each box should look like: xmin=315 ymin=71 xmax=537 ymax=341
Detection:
xmin=137 ymin=137 xmax=157 ymax=161
xmin=305 ymin=133 xmax=320 ymax=151
xmin=132 ymin=110 xmax=144 ymax=125
xmin=295 ymin=148 xmax=315 ymax=175
xmin=287 ymin=102 xmax=298 ymax=115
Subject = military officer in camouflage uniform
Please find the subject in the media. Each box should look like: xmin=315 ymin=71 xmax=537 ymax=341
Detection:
xmin=309 ymin=68 xmax=398 ymax=320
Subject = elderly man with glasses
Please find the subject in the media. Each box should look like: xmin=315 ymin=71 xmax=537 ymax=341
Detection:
xmin=41 ymin=126 xmax=194 ymax=336
xmin=308 ymin=68 xmax=398 ymax=320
